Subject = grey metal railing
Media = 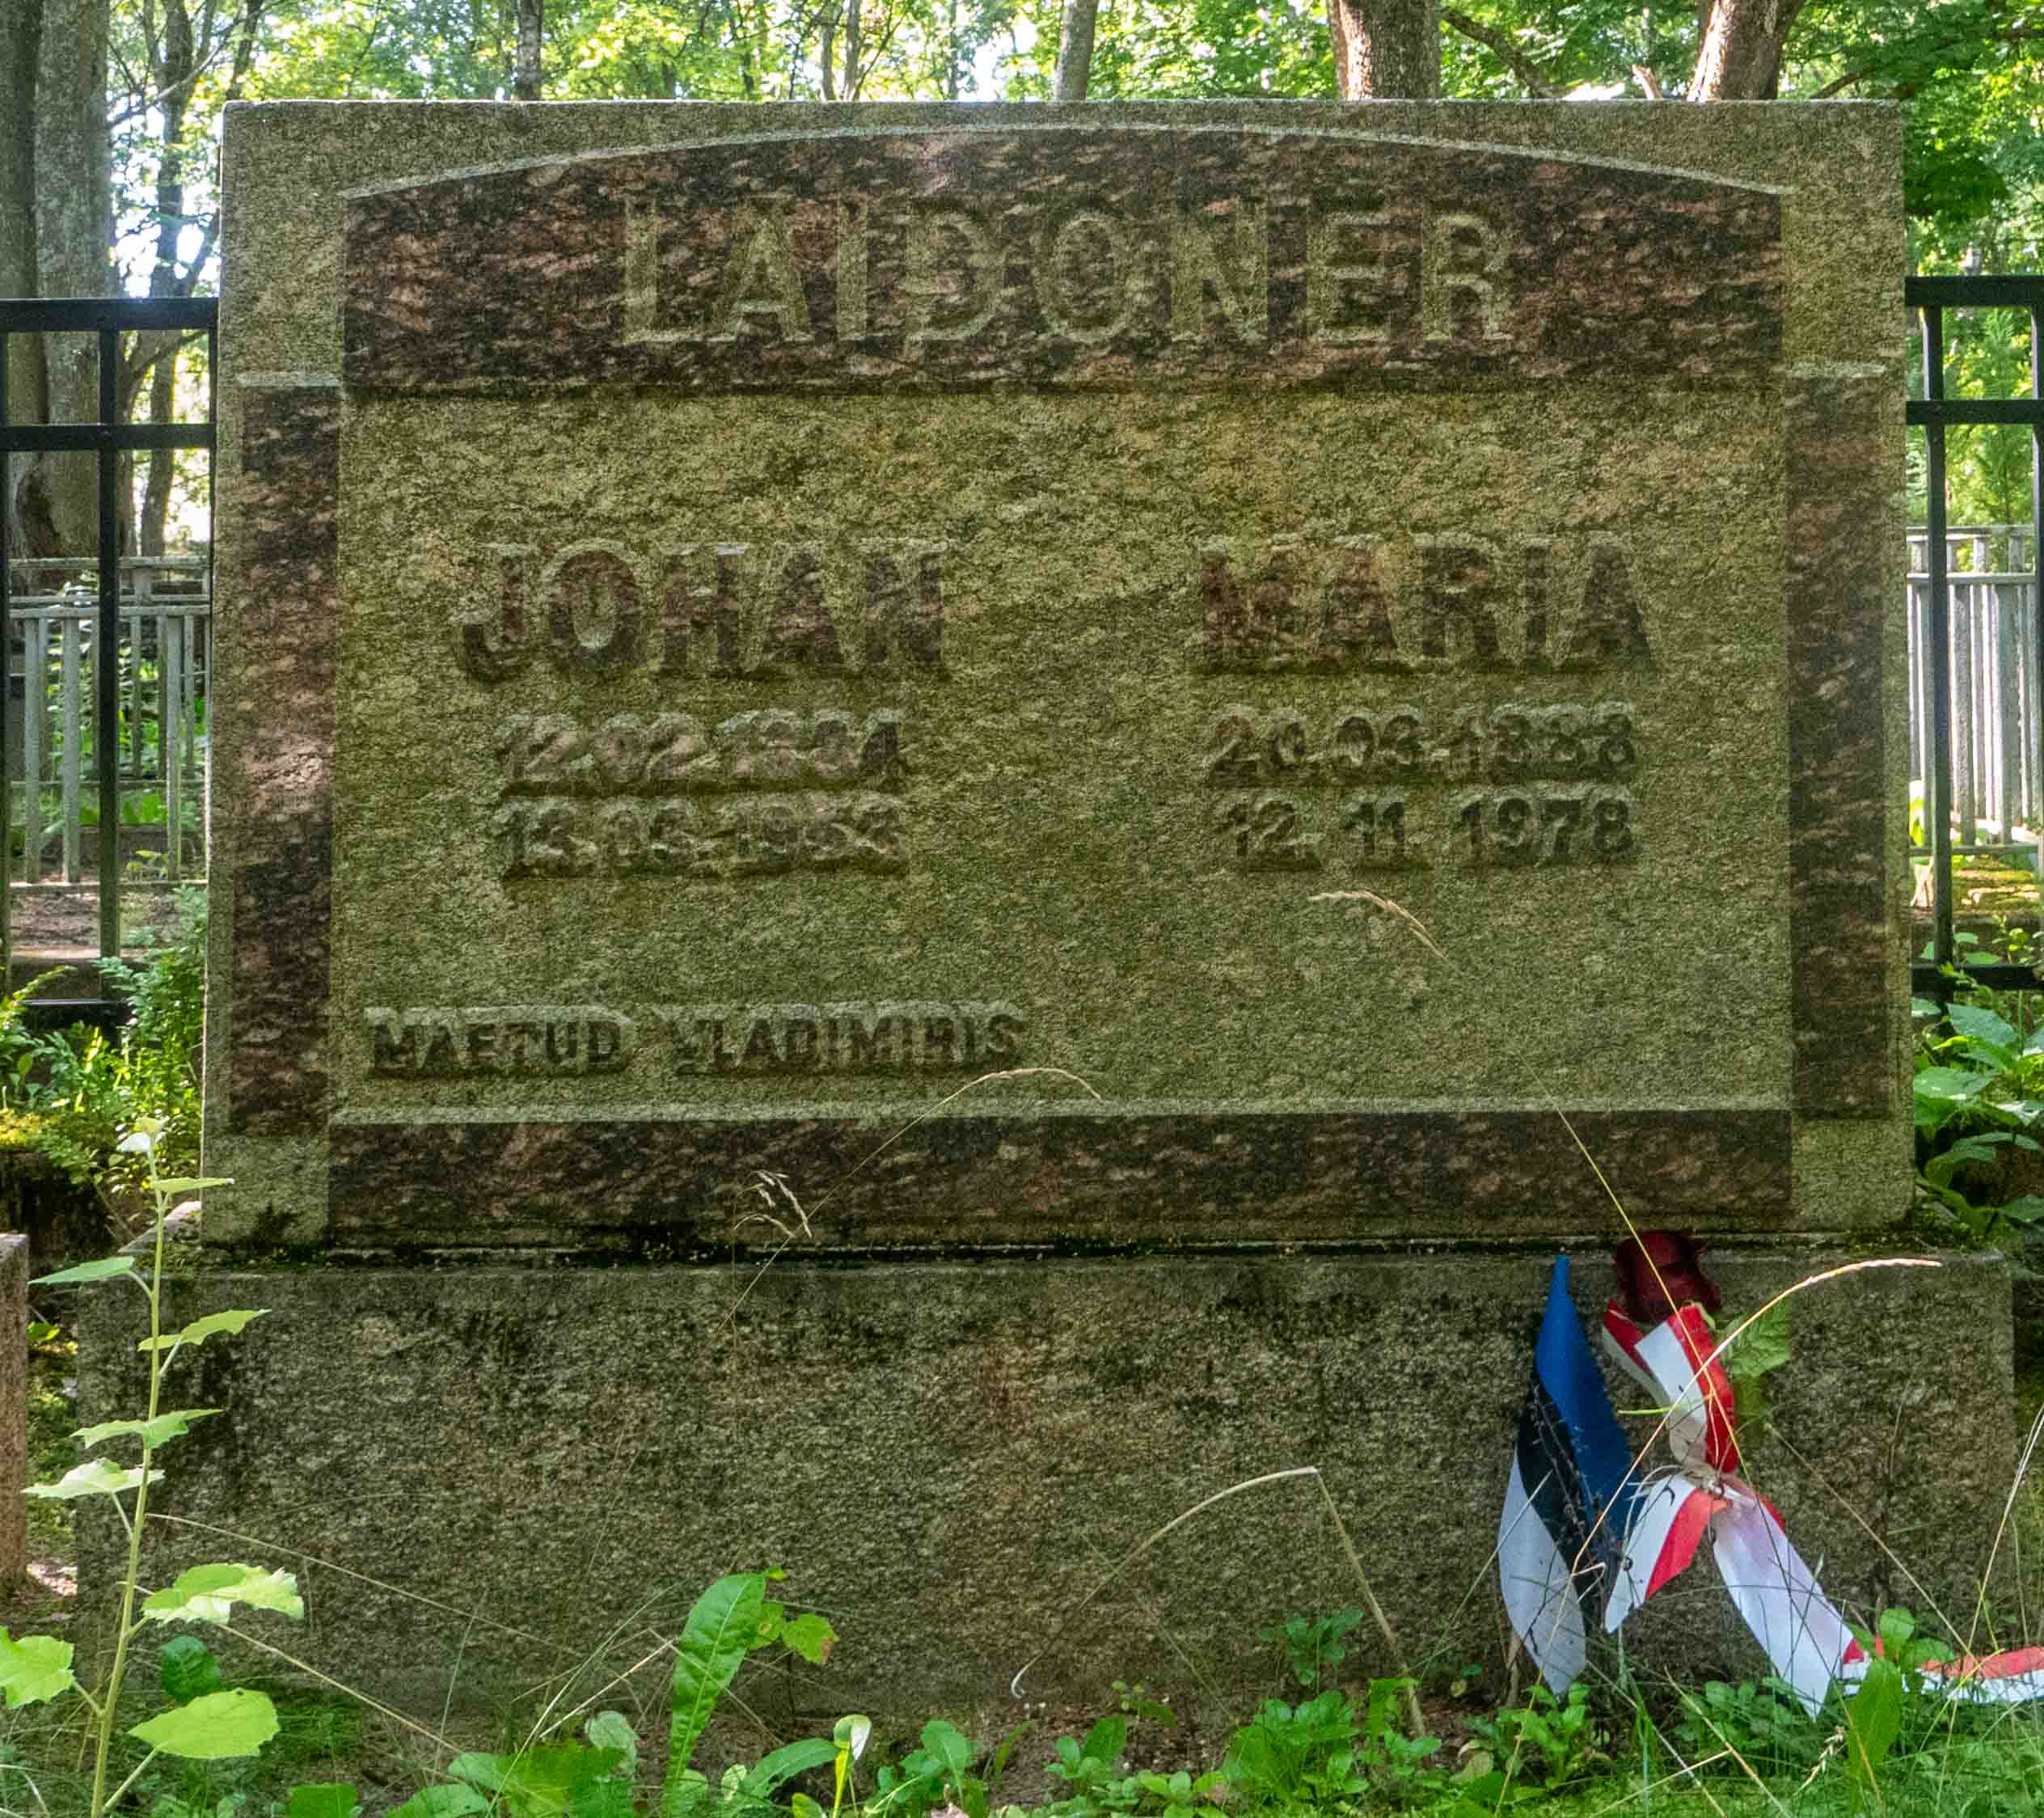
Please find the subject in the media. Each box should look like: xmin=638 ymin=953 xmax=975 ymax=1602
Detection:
xmin=1908 ymin=525 xmax=2041 ymax=856
xmin=4 ymin=554 xmax=209 ymax=894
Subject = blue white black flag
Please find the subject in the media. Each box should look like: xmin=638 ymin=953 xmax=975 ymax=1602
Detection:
xmin=1497 ymin=1255 xmax=1638 ymax=1695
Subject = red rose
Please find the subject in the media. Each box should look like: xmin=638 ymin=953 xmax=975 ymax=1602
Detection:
xmin=1612 ymin=1229 xmax=1722 ymax=1325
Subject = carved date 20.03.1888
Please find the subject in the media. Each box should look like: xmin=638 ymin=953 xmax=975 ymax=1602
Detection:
xmin=1218 ymin=785 xmax=1637 ymax=871
xmin=1206 ymin=701 xmax=1640 ymax=787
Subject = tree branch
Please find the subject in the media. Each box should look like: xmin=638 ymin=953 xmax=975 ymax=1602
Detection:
xmin=1442 ymin=8 xmax=1560 ymax=97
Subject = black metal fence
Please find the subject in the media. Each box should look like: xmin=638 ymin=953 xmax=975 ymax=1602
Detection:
xmin=0 ymin=295 xmax=217 ymax=1001
xmin=1911 ymin=276 xmax=2044 ymax=998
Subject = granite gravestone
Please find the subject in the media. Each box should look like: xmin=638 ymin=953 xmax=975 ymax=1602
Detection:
xmin=82 ymin=102 xmax=2012 ymax=1717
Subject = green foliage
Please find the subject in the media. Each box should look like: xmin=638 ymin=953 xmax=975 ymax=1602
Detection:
xmin=1671 ymin=1676 xmax=1828 ymax=1775
xmin=370 ymin=1575 xmax=841 ymax=1818
xmin=1259 ymin=1608 xmax=1365 ymax=1689
xmin=158 ymin=1637 xmax=224 ymax=1706
xmin=1911 ymin=987 xmax=2044 ymax=1237
xmin=0 ymin=894 xmax=207 ymax=1203
xmin=1218 ymin=1689 xmax=1365 ymax=1807
xmin=15 ymin=1130 xmax=289 ymax=1818
xmin=1461 ymin=1685 xmax=1600 ymax=1799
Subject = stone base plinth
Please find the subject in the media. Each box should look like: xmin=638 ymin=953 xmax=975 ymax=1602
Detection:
xmin=78 ymin=1251 xmax=2013 ymax=1729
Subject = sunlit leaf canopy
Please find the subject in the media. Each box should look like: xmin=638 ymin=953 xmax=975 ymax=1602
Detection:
xmin=215 ymin=1 xmax=2039 ymax=252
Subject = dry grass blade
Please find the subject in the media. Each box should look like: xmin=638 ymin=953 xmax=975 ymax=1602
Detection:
xmin=714 ymin=1064 xmax=1103 ymax=1337
xmin=1307 ymin=888 xmax=1447 ymax=962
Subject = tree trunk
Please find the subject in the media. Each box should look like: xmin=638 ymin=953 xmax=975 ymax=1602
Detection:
xmin=1690 ymin=0 xmax=1805 ymax=100
xmin=842 ymin=0 xmax=859 ymax=97
xmin=138 ymin=0 xmax=195 ymax=557
xmin=2 ymin=0 xmax=47 ymax=480
xmin=1054 ymin=0 xmax=1099 ymax=100
xmin=514 ymin=0 xmax=543 ymax=100
xmin=19 ymin=0 xmax=112 ymax=559
xmin=1328 ymin=0 xmax=1440 ymax=99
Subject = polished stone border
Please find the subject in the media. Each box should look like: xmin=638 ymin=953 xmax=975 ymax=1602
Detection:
xmin=342 ymin=126 xmax=1784 ymax=395
xmin=1786 ymin=370 xmax=1895 ymax=1116
xmin=325 ymin=1107 xmax=1793 ymax=1246
xmin=224 ymin=382 xmax=340 ymax=1135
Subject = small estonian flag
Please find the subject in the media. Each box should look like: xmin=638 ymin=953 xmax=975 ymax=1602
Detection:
xmin=1497 ymin=1255 xmax=1638 ymax=1695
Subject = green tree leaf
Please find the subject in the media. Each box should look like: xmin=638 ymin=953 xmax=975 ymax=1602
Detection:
xmin=158 ymin=1634 xmax=222 ymax=1704
xmin=584 ymin=1711 xmax=638 ymax=1782
xmin=286 ymin=1786 xmax=360 ymax=1818
xmin=742 ymin=1738 xmax=838 ymax=1801
xmin=76 ymin=1407 xmax=222 ymax=1448
xmin=0 ymin=1630 xmax=78 ymax=1706
xmin=777 ymin=1611 xmax=838 ymax=1665
xmin=137 ymin=1309 xmax=269 ymax=1353
xmin=130 ymin=1687 xmax=281 ymax=1759
xmin=387 ymin=1789 xmax=491 ymax=1818
xmin=662 ymin=1573 xmax=766 ymax=1816
xmin=143 ymin=1563 xmax=304 ymax=1625
xmin=32 ymin=1256 xmax=142 ymax=1287
xmin=25 ymin=1458 xmax=161 ymax=1499
xmin=450 ymin=1744 xmax=627 ymax=1816
xmin=1844 ymin=1655 xmax=1904 ymax=1801
xmin=1721 ymin=1302 xmax=1792 ymax=1381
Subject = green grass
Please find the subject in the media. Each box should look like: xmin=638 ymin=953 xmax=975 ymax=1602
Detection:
xmin=25 ymin=1334 xmax=79 ymax=1565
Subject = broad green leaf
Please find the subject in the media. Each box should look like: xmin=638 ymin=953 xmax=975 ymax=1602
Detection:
xmin=584 ymin=1711 xmax=637 ymax=1781
xmin=158 ymin=1634 xmax=222 ymax=1704
xmin=923 ymin=1721 xmax=974 ymax=1781
xmin=1912 ymin=996 xmax=1944 ymax=1019
xmin=742 ymin=1739 xmax=838 ymax=1800
xmin=662 ymin=1572 xmax=766 ymax=1815
xmin=76 ymin=1408 xmax=222 ymax=1449
xmin=1915 ymin=1068 xmax=1990 ymax=1102
xmin=777 ymin=1611 xmax=837 ymax=1665
xmin=1722 ymin=1301 xmax=1792 ymax=1382
xmin=143 ymin=1563 xmax=304 ymax=1625
xmin=152 ymin=1177 xmax=232 ymax=1194
xmin=0 ymin=1631 xmax=77 ymax=1706
xmin=1949 ymin=1004 xmax=2019 ymax=1059
xmin=286 ymin=1786 xmax=359 ymax=1818
xmin=138 ymin=1309 xmax=269 ymax=1353
xmin=387 ymin=1788 xmax=490 ymax=1818
xmin=792 ymin=1797 xmax=825 ymax=1818
xmin=1844 ymin=1656 xmax=1904 ymax=1795
xmin=25 ymin=1458 xmax=160 ymax=1499
xmin=32 ymin=1256 xmax=141 ymax=1288
xmin=450 ymin=1745 xmax=626 ymax=1816
xmin=130 ymin=1687 xmax=280 ymax=1760
xmin=1996 ymin=1196 xmax=2044 ymax=1228
xmin=1081 ymin=1716 xmax=1127 ymax=1766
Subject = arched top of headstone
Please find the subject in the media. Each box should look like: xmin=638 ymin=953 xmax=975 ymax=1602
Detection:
xmin=342 ymin=124 xmax=1785 ymax=395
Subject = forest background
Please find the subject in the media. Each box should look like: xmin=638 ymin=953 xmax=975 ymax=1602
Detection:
xmin=2 ymin=0 xmax=2040 ymax=552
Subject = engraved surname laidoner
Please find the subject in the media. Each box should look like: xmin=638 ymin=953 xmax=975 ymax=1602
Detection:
xmin=620 ymin=195 xmax=1512 ymax=353
xmin=365 ymin=1001 xmax=1025 ymax=1077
